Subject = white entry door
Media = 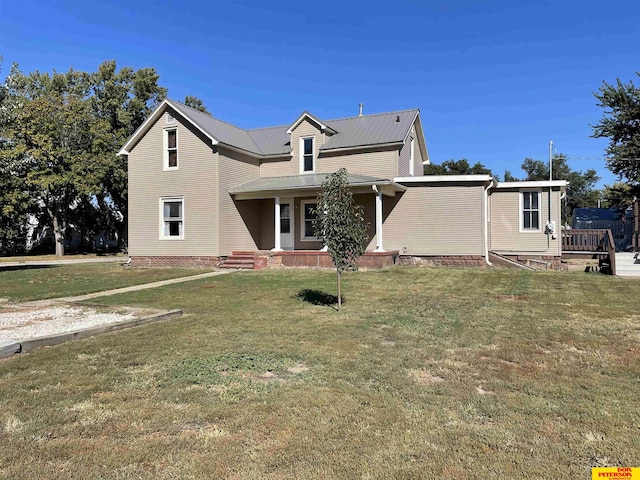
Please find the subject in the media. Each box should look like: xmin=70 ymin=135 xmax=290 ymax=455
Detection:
xmin=280 ymin=198 xmax=294 ymax=250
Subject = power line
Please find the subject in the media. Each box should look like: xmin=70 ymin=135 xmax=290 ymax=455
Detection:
xmin=564 ymin=157 xmax=640 ymax=162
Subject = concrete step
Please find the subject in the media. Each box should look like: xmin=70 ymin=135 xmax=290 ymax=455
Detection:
xmin=220 ymin=263 xmax=254 ymax=269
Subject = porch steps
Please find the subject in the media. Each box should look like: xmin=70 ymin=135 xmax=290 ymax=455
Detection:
xmin=615 ymin=252 xmax=640 ymax=277
xmin=220 ymin=252 xmax=255 ymax=270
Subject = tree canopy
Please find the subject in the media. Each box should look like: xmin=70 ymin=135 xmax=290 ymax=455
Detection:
xmin=183 ymin=95 xmax=209 ymax=113
xmin=0 ymin=59 xmax=166 ymax=255
xmin=424 ymin=159 xmax=494 ymax=177
xmin=592 ymin=73 xmax=640 ymax=185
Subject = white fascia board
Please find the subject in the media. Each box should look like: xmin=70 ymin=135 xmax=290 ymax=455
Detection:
xmin=118 ymin=99 xmax=219 ymax=156
xmin=496 ymin=180 xmax=568 ymax=189
xmin=394 ymin=175 xmax=494 ymax=183
xmin=401 ymin=110 xmax=420 ymax=144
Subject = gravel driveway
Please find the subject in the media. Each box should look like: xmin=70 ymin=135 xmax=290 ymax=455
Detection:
xmin=0 ymin=305 xmax=138 ymax=344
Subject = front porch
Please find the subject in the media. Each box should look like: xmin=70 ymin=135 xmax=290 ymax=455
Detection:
xmin=228 ymin=173 xmax=406 ymax=255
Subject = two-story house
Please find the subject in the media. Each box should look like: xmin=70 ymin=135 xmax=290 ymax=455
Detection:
xmin=119 ymin=99 xmax=567 ymax=269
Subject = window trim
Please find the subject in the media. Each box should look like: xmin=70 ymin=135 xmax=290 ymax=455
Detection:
xmin=519 ymin=190 xmax=542 ymax=233
xmin=300 ymin=200 xmax=319 ymax=241
xmin=409 ymin=137 xmax=415 ymax=176
xmin=159 ymin=196 xmax=185 ymax=240
xmin=164 ymin=127 xmax=179 ymax=171
xmin=299 ymin=136 xmax=315 ymax=174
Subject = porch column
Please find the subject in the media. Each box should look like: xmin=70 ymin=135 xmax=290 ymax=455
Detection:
xmin=373 ymin=186 xmax=385 ymax=252
xmin=272 ymin=196 xmax=282 ymax=251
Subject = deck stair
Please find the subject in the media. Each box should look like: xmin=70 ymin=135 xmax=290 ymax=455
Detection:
xmin=220 ymin=251 xmax=255 ymax=270
xmin=614 ymin=252 xmax=640 ymax=277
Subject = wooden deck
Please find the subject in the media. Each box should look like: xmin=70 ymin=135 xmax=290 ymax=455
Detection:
xmin=562 ymin=229 xmax=616 ymax=275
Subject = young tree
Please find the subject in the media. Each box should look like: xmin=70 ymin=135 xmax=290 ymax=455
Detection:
xmin=314 ymin=168 xmax=369 ymax=310
xmin=592 ymin=74 xmax=640 ymax=185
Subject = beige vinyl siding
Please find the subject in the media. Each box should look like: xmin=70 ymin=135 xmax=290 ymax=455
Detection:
xmin=258 ymin=199 xmax=275 ymax=250
xmin=318 ymin=147 xmax=398 ymax=178
xmin=381 ymin=184 xmax=485 ymax=255
xmin=489 ymin=188 xmax=562 ymax=256
xmin=398 ymin=124 xmax=423 ymax=177
xmin=217 ymin=148 xmax=261 ymax=255
xmin=128 ymin=108 xmax=218 ymax=257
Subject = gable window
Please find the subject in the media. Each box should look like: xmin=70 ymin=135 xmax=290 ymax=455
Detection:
xmin=301 ymin=200 xmax=318 ymax=240
xmin=301 ymin=137 xmax=315 ymax=173
xmin=521 ymin=191 xmax=540 ymax=231
xmin=164 ymin=128 xmax=178 ymax=170
xmin=160 ymin=197 xmax=184 ymax=239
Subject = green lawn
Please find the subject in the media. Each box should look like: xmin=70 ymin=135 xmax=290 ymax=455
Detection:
xmin=0 ymin=267 xmax=639 ymax=479
xmin=0 ymin=263 xmax=211 ymax=302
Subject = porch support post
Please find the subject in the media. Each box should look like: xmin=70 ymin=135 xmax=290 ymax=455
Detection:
xmin=373 ymin=185 xmax=385 ymax=252
xmin=272 ymin=196 xmax=282 ymax=252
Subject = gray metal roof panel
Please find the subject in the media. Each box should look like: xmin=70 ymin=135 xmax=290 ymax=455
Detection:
xmin=168 ymin=100 xmax=264 ymax=154
xmin=166 ymin=99 xmax=418 ymax=156
xmin=246 ymin=125 xmax=290 ymax=155
xmin=321 ymin=109 xmax=419 ymax=150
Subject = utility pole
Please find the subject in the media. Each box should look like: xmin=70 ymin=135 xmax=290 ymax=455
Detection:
xmin=549 ymin=140 xmax=553 ymax=181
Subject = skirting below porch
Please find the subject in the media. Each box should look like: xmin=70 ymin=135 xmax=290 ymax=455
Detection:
xmin=130 ymin=256 xmax=220 ymax=268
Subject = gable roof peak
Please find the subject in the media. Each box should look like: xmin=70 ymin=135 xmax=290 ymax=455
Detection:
xmin=286 ymin=111 xmax=338 ymax=135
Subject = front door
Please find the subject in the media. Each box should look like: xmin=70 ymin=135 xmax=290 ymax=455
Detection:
xmin=280 ymin=198 xmax=294 ymax=250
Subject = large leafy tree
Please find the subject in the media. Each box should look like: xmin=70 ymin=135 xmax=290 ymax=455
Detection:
xmin=424 ymin=158 xmax=494 ymax=177
xmin=2 ymin=67 xmax=111 ymax=256
xmin=0 ymin=60 xmax=166 ymax=256
xmin=507 ymin=154 xmax=600 ymax=224
xmin=314 ymin=168 xmax=369 ymax=310
xmin=592 ymin=74 xmax=640 ymax=185
xmin=90 ymin=60 xmax=167 ymax=249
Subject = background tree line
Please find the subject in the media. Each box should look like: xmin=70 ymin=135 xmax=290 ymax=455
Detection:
xmin=0 ymin=57 xmax=205 ymax=256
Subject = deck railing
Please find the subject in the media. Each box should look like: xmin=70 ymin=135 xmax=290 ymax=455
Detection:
xmin=562 ymin=229 xmax=616 ymax=275
xmin=562 ymin=229 xmax=608 ymax=251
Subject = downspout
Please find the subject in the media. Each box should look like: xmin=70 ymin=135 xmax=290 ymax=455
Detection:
xmin=484 ymin=180 xmax=494 ymax=266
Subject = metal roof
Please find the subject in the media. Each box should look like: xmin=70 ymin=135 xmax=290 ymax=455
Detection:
xmin=168 ymin=100 xmax=420 ymax=156
xmin=229 ymin=173 xmax=404 ymax=195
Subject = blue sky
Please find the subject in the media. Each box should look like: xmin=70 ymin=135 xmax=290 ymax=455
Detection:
xmin=1 ymin=0 xmax=638 ymax=186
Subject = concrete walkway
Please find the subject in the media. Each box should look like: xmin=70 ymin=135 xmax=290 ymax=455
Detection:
xmin=22 ymin=270 xmax=232 ymax=307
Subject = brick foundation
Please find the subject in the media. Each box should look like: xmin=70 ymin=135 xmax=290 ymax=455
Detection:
xmin=130 ymin=256 xmax=221 ymax=268
xmin=259 ymin=250 xmax=398 ymax=269
xmin=398 ymin=255 xmax=486 ymax=267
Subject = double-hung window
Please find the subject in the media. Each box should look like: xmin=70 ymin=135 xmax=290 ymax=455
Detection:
xmin=301 ymin=200 xmax=318 ymax=240
xmin=521 ymin=191 xmax=540 ymax=231
xmin=301 ymin=137 xmax=314 ymax=173
xmin=161 ymin=197 xmax=184 ymax=239
xmin=165 ymin=128 xmax=178 ymax=170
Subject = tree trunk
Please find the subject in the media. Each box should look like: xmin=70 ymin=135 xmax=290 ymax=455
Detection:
xmin=52 ymin=214 xmax=65 ymax=257
xmin=337 ymin=269 xmax=341 ymax=310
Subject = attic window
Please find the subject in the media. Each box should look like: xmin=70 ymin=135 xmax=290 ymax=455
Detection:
xmin=166 ymin=113 xmax=175 ymax=123
xmin=164 ymin=128 xmax=178 ymax=170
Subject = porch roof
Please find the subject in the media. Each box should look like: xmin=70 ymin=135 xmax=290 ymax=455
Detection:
xmin=229 ymin=173 xmax=406 ymax=199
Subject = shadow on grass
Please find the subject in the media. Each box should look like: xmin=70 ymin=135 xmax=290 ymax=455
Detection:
xmin=295 ymin=289 xmax=343 ymax=309
xmin=0 ymin=265 xmax=58 ymax=272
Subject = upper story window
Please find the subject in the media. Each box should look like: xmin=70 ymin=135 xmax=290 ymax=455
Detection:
xmin=521 ymin=191 xmax=541 ymax=231
xmin=164 ymin=128 xmax=178 ymax=170
xmin=160 ymin=197 xmax=184 ymax=239
xmin=301 ymin=137 xmax=315 ymax=173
